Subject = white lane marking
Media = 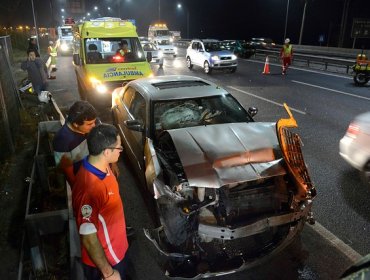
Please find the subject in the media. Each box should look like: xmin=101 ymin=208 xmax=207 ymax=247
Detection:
xmin=292 ymin=80 xmax=370 ymax=101
xmin=228 ymin=86 xmax=307 ymax=115
xmin=243 ymin=59 xmax=352 ymax=80
xmin=308 ymin=222 xmax=363 ymax=263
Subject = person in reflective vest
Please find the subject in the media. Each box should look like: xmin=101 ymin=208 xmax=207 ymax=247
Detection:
xmin=116 ymin=39 xmax=130 ymax=57
xmin=47 ymin=41 xmax=58 ymax=79
xmin=280 ymin=38 xmax=293 ymax=75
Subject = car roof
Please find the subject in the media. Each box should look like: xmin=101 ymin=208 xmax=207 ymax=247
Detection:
xmin=127 ymin=75 xmax=229 ymax=101
xmin=192 ymin=39 xmax=219 ymax=43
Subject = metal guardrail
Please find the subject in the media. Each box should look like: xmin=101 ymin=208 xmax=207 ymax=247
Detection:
xmin=253 ymin=49 xmax=355 ymax=74
xmin=174 ymin=40 xmax=357 ymax=74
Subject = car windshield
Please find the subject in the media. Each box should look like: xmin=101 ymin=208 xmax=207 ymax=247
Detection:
xmin=153 ymin=94 xmax=252 ymax=136
xmin=155 ymin=30 xmax=170 ymax=37
xmin=142 ymin=43 xmax=157 ymax=51
xmin=61 ymin=28 xmax=72 ymax=37
xmin=157 ymin=39 xmax=171 ymax=45
xmin=84 ymin=37 xmax=146 ymax=64
xmin=204 ymin=42 xmax=223 ymax=52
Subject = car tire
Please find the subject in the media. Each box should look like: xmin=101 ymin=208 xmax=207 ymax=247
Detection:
xmin=361 ymin=161 xmax=370 ymax=185
xmin=186 ymin=56 xmax=193 ymax=69
xmin=230 ymin=67 xmax=237 ymax=73
xmin=173 ymin=54 xmax=177 ymax=58
xmin=77 ymin=78 xmax=86 ymax=100
xmin=159 ymin=63 xmax=163 ymax=68
xmin=353 ymin=73 xmax=369 ymax=86
xmin=204 ymin=61 xmax=212 ymax=74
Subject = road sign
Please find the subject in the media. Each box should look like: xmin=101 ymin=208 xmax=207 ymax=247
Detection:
xmin=351 ymin=18 xmax=370 ymax=38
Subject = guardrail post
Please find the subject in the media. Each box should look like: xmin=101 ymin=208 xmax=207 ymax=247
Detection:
xmin=325 ymin=62 xmax=328 ymax=71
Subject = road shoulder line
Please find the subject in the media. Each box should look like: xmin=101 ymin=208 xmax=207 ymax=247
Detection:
xmin=228 ymin=86 xmax=307 ymax=115
xmin=308 ymin=222 xmax=363 ymax=263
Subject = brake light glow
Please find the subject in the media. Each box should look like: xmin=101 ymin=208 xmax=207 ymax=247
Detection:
xmin=346 ymin=123 xmax=360 ymax=138
xmin=112 ymin=55 xmax=124 ymax=62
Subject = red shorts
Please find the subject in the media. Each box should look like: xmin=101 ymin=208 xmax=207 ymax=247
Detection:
xmin=282 ymin=57 xmax=292 ymax=66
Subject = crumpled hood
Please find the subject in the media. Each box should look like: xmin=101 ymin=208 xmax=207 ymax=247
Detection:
xmin=166 ymin=122 xmax=286 ymax=188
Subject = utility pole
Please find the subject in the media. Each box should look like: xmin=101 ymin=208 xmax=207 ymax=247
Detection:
xmin=284 ymin=0 xmax=290 ymax=41
xmin=31 ymin=0 xmax=40 ymax=53
xmin=298 ymin=0 xmax=308 ymax=45
xmin=159 ymin=0 xmax=161 ymax=20
xmin=338 ymin=0 xmax=351 ymax=48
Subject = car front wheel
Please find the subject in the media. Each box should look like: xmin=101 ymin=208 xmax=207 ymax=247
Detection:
xmin=186 ymin=57 xmax=193 ymax=69
xmin=362 ymin=161 xmax=370 ymax=185
xmin=230 ymin=67 xmax=237 ymax=73
xmin=204 ymin=61 xmax=212 ymax=74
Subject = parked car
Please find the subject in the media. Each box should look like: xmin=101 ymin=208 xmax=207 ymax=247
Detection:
xmin=248 ymin=37 xmax=276 ymax=49
xmin=111 ymin=75 xmax=316 ymax=278
xmin=339 ymin=112 xmax=370 ymax=184
xmin=141 ymin=41 xmax=164 ymax=68
xmin=220 ymin=40 xmax=255 ymax=58
xmin=186 ymin=39 xmax=238 ymax=74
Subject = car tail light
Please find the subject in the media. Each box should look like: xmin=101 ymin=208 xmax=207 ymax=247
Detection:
xmin=346 ymin=123 xmax=360 ymax=138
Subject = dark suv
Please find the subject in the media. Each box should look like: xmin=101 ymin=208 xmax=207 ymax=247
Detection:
xmin=248 ymin=37 xmax=276 ymax=49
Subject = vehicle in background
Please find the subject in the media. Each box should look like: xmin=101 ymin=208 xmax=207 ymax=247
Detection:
xmin=220 ymin=40 xmax=255 ymax=58
xmin=153 ymin=38 xmax=177 ymax=57
xmin=339 ymin=111 xmax=370 ymax=185
xmin=352 ymin=53 xmax=370 ymax=86
xmin=111 ymin=75 xmax=316 ymax=278
xmin=57 ymin=25 xmax=73 ymax=54
xmin=186 ymin=39 xmax=238 ymax=74
xmin=248 ymin=37 xmax=276 ymax=49
xmin=170 ymin=30 xmax=181 ymax=41
xmin=72 ymin=17 xmax=152 ymax=107
xmin=148 ymin=22 xmax=171 ymax=42
xmin=148 ymin=23 xmax=177 ymax=57
xmin=141 ymin=41 xmax=164 ymax=68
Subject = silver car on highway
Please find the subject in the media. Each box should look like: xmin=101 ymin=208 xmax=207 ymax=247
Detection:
xmin=141 ymin=41 xmax=164 ymax=68
xmin=339 ymin=112 xmax=370 ymax=184
xmin=111 ymin=75 xmax=316 ymax=278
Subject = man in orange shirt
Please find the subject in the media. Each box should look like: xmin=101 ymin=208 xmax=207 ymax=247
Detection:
xmin=72 ymin=124 xmax=128 ymax=280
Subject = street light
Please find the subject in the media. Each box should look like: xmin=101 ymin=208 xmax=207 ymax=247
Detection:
xmin=283 ymin=0 xmax=290 ymax=41
xmin=61 ymin=8 xmax=65 ymax=12
xmin=94 ymin=6 xmax=98 ymax=11
xmin=177 ymin=3 xmax=189 ymax=39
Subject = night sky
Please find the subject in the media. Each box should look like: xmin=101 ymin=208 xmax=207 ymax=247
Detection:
xmin=2 ymin=0 xmax=370 ymax=48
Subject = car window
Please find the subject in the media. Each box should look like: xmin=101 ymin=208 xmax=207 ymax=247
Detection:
xmin=153 ymin=94 xmax=252 ymax=136
xmin=191 ymin=42 xmax=198 ymax=50
xmin=204 ymin=42 xmax=223 ymax=52
xmin=129 ymin=92 xmax=146 ymax=124
xmin=84 ymin=37 xmax=146 ymax=64
xmin=122 ymin=86 xmax=136 ymax=108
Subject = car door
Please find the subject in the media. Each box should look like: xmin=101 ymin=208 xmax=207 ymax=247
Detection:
xmin=116 ymin=86 xmax=147 ymax=175
xmin=193 ymin=42 xmax=203 ymax=66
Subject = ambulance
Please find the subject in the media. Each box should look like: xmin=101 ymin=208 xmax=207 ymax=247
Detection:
xmin=73 ymin=17 xmax=152 ymax=106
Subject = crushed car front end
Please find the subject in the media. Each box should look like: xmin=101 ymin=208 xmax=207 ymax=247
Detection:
xmin=144 ymin=104 xmax=316 ymax=278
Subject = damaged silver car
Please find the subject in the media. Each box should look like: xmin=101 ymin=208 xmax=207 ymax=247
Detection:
xmin=111 ymin=75 xmax=316 ymax=278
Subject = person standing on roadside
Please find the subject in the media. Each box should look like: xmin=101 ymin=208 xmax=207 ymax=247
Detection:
xmin=21 ymin=50 xmax=48 ymax=102
xmin=72 ymin=124 xmax=128 ymax=280
xmin=47 ymin=40 xmax=58 ymax=79
xmin=280 ymin=38 xmax=293 ymax=75
xmin=27 ymin=37 xmax=40 ymax=57
xmin=53 ymin=100 xmax=98 ymax=186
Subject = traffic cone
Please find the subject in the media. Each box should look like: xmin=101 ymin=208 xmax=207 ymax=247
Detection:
xmin=262 ymin=56 xmax=270 ymax=74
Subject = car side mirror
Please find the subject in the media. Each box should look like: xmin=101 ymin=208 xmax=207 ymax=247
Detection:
xmin=73 ymin=54 xmax=80 ymax=65
xmin=124 ymin=119 xmax=144 ymax=132
xmin=248 ymin=107 xmax=258 ymax=117
xmin=146 ymin=52 xmax=152 ymax=62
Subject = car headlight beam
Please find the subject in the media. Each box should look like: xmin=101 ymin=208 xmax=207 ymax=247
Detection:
xmin=211 ymin=55 xmax=220 ymax=61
